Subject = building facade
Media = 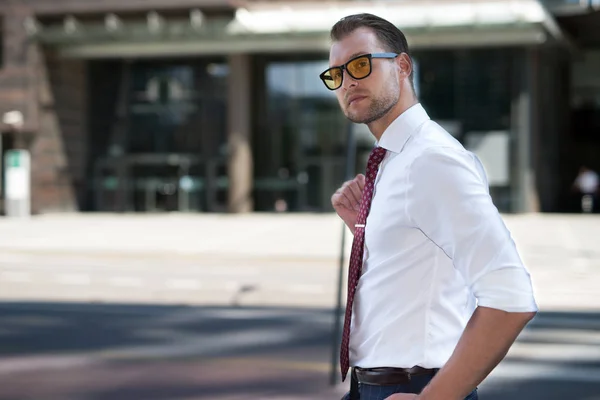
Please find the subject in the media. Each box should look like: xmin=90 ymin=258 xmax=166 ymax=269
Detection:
xmin=1 ymin=0 xmax=599 ymax=214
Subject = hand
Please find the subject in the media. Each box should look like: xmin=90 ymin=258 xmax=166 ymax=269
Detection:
xmin=384 ymin=394 xmax=419 ymax=400
xmin=331 ymin=174 xmax=366 ymax=232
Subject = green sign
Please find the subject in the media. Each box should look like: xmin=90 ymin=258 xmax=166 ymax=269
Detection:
xmin=5 ymin=151 xmax=21 ymax=168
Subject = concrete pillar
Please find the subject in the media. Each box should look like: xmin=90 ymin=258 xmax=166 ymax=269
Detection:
xmin=511 ymin=48 xmax=540 ymax=213
xmin=227 ymin=54 xmax=253 ymax=213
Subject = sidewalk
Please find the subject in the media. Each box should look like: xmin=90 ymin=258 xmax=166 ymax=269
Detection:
xmin=0 ymin=211 xmax=598 ymax=257
xmin=0 ymin=213 xmax=344 ymax=259
xmin=0 ymin=212 xmax=599 ymax=312
xmin=0 ymin=212 xmax=599 ymax=399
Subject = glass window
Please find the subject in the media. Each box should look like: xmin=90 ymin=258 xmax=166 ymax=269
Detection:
xmin=128 ymin=60 xmax=227 ymax=155
xmin=89 ymin=59 xmax=229 ymax=213
xmin=413 ymin=51 xmax=456 ymax=121
xmin=129 ymin=65 xmax=195 ymax=153
xmin=415 ymin=48 xmax=512 ymax=140
xmin=256 ymin=57 xmax=348 ymax=212
xmin=454 ymin=49 xmax=512 ymax=133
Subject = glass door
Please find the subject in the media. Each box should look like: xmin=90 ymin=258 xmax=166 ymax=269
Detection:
xmin=258 ymin=57 xmax=348 ymax=212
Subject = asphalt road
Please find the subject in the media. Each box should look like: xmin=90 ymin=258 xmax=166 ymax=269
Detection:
xmin=0 ymin=302 xmax=598 ymax=400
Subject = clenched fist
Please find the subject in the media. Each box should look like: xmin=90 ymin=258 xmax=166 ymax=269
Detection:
xmin=331 ymin=174 xmax=366 ymax=234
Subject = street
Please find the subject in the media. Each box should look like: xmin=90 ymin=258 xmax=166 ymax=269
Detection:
xmin=0 ymin=302 xmax=342 ymax=399
xmin=0 ymin=213 xmax=598 ymax=399
xmin=0 ymin=303 xmax=598 ymax=399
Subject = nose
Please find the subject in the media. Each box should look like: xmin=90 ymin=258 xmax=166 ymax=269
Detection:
xmin=341 ymin=69 xmax=358 ymax=91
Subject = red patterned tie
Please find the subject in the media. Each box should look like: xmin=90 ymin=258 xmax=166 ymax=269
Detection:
xmin=340 ymin=146 xmax=387 ymax=382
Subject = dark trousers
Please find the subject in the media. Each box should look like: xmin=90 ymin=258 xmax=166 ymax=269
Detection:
xmin=341 ymin=370 xmax=478 ymax=400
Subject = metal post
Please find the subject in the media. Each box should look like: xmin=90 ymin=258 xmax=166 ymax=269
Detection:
xmin=227 ymin=53 xmax=253 ymax=213
xmin=330 ymin=120 xmax=357 ymax=385
xmin=511 ymin=48 xmax=538 ymax=213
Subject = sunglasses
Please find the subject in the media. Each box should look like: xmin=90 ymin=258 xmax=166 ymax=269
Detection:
xmin=319 ymin=53 xmax=399 ymax=91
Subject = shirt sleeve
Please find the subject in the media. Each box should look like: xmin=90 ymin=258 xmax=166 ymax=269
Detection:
xmin=406 ymin=146 xmax=538 ymax=313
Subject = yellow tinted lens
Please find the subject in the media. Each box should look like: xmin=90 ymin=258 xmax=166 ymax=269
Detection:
xmin=323 ymin=68 xmax=343 ymax=89
xmin=347 ymin=56 xmax=371 ymax=79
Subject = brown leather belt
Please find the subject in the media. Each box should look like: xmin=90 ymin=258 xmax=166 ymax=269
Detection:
xmin=354 ymin=366 xmax=439 ymax=386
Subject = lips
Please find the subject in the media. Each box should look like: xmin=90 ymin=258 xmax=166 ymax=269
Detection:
xmin=347 ymin=95 xmax=367 ymax=106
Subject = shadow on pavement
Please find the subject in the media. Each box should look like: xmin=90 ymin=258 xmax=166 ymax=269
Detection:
xmin=0 ymin=301 xmax=336 ymax=359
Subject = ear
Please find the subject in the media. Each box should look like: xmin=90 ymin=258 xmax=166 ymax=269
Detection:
xmin=396 ymin=53 xmax=412 ymax=79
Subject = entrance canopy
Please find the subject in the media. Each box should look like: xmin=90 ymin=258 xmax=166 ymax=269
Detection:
xmin=30 ymin=0 xmax=572 ymax=58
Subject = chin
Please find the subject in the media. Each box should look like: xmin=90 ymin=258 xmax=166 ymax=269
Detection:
xmin=346 ymin=111 xmax=371 ymax=124
xmin=345 ymin=107 xmax=365 ymax=123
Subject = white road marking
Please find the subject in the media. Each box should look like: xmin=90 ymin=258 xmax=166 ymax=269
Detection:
xmin=165 ymin=279 xmax=201 ymax=290
xmin=109 ymin=276 xmax=143 ymax=287
xmin=56 ymin=274 xmax=91 ymax=285
xmin=0 ymin=271 xmax=31 ymax=283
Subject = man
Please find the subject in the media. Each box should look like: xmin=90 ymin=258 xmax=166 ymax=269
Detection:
xmin=319 ymin=14 xmax=538 ymax=400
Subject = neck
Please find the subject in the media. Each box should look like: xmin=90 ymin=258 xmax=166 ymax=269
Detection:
xmin=367 ymin=86 xmax=418 ymax=141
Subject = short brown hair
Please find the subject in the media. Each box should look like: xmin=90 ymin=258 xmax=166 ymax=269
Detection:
xmin=330 ymin=13 xmax=414 ymax=85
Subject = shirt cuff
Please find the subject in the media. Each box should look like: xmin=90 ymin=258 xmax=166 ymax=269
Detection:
xmin=471 ymin=267 xmax=538 ymax=313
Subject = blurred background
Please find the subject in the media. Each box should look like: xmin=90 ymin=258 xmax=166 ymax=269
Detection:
xmin=0 ymin=0 xmax=598 ymax=399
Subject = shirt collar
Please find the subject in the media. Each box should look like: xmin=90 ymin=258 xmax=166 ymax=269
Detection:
xmin=377 ymin=103 xmax=430 ymax=154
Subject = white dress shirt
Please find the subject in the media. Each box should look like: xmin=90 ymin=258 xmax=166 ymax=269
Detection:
xmin=349 ymin=103 xmax=538 ymax=369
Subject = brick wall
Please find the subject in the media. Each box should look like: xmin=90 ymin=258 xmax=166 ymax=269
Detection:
xmin=32 ymin=50 xmax=87 ymax=213
xmin=0 ymin=5 xmax=32 ymax=122
xmin=0 ymin=3 xmax=88 ymax=214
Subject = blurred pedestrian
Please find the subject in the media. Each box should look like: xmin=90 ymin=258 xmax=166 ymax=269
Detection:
xmin=320 ymin=13 xmax=538 ymax=400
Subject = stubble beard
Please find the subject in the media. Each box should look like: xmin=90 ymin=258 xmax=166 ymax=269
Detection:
xmin=345 ymin=83 xmax=400 ymax=125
